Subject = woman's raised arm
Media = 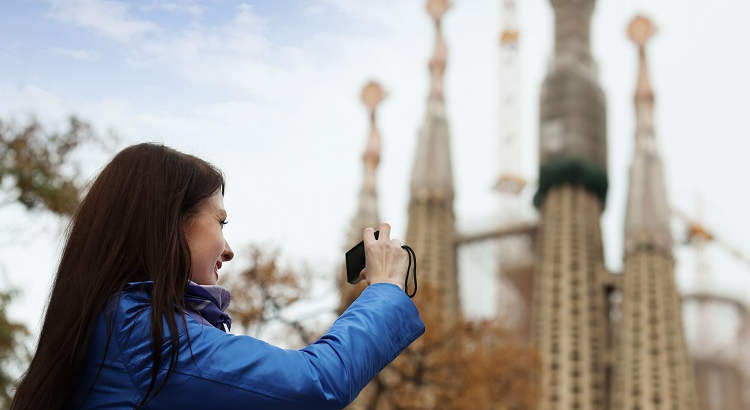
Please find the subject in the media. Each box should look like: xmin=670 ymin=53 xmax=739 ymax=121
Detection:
xmin=113 ymin=283 xmax=423 ymax=410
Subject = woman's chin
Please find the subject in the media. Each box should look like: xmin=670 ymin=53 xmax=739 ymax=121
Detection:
xmin=190 ymin=272 xmax=217 ymax=286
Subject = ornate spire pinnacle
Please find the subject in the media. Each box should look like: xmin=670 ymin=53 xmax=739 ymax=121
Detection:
xmin=346 ymin=81 xmax=385 ymax=245
xmin=426 ymin=0 xmax=450 ymax=100
xmin=629 ymin=15 xmax=657 ymax=142
xmin=361 ymin=81 xmax=385 ymax=195
xmin=624 ymin=15 xmax=672 ymax=253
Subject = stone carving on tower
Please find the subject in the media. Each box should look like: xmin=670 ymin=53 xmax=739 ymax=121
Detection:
xmin=405 ymin=0 xmax=460 ymax=321
xmin=532 ymin=0 xmax=610 ymax=409
xmin=610 ymin=15 xmax=698 ymax=410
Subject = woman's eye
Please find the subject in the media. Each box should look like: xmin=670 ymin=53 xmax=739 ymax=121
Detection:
xmin=220 ymin=220 xmax=228 ymax=229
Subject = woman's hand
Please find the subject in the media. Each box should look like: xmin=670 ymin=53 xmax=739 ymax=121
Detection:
xmin=360 ymin=223 xmax=408 ymax=290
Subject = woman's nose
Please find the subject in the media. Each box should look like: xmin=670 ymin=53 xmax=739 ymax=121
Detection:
xmin=223 ymin=241 xmax=234 ymax=262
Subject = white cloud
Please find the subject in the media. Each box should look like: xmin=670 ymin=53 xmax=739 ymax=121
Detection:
xmin=139 ymin=1 xmax=204 ymax=17
xmin=48 ymin=0 xmax=158 ymax=42
xmin=304 ymin=4 xmax=326 ymax=16
xmin=49 ymin=47 xmax=96 ymax=60
xmin=0 ymin=84 xmax=71 ymax=126
xmin=124 ymin=4 xmax=277 ymax=92
xmin=320 ymin=0 xmax=416 ymax=30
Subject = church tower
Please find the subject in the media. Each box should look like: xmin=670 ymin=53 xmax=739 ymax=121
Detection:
xmin=532 ymin=0 xmax=609 ymax=408
xmin=405 ymin=0 xmax=460 ymax=320
xmin=610 ymin=15 xmax=698 ymax=410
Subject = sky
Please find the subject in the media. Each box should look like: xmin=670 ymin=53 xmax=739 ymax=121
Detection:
xmin=1 ymin=0 xmax=749 ymax=351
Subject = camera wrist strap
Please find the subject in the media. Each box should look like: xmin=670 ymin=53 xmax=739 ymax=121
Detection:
xmin=401 ymin=245 xmax=417 ymax=298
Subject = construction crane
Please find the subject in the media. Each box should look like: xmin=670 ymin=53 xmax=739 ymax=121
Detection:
xmin=488 ymin=0 xmax=537 ymax=333
xmin=672 ymin=205 xmax=750 ymax=361
xmin=495 ymin=0 xmax=525 ymax=195
xmin=492 ymin=0 xmax=533 ymax=268
xmin=671 ymin=207 xmax=750 ymax=270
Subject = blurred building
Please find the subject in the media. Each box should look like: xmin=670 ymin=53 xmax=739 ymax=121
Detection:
xmin=684 ymin=293 xmax=748 ymax=410
xmin=402 ymin=0 xmax=460 ymax=322
xmin=533 ymin=0 xmax=610 ymax=406
xmin=340 ymin=0 xmax=746 ymax=409
xmin=608 ymin=15 xmax=699 ymax=410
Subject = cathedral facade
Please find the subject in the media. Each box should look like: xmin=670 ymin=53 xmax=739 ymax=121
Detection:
xmin=341 ymin=1 xmax=739 ymax=408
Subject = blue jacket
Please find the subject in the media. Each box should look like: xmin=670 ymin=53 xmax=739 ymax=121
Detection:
xmin=70 ymin=282 xmax=424 ymax=409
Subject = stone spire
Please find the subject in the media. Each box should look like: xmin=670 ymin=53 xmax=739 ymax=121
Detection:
xmin=405 ymin=0 xmax=459 ymax=320
xmin=533 ymin=1 xmax=610 ymax=409
xmin=346 ymin=81 xmax=385 ymax=245
xmin=623 ymin=15 xmax=672 ymax=254
xmin=410 ymin=0 xmax=454 ymax=203
xmin=611 ymin=15 xmax=698 ymax=410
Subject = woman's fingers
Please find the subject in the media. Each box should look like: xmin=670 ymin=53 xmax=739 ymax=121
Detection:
xmin=378 ymin=222 xmax=391 ymax=242
xmin=361 ymin=222 xmax=407 ymax=289
xmin=363 ymin=227 xmax=376 ymax=244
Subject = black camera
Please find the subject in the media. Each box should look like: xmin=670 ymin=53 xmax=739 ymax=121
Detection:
xmin=344 ymin=230 xmax=417 ymax=298
xmin=345 ymin=230 xmax=379 ymax=284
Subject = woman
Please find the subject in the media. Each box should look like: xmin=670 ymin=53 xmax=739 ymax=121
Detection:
xmin=11 ymin=143 xmax=424 ymax=409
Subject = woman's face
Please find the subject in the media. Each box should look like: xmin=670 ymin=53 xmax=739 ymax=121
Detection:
xmin=184 ymin=189 xmax=234 ymax=285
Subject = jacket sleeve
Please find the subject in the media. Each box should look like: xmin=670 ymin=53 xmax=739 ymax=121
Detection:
xmin=117 ymin=283 xmax=424 ymax=410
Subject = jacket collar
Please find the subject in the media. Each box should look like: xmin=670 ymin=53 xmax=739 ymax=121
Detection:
xmin=124 ymin=280 xmax=232 ymax=332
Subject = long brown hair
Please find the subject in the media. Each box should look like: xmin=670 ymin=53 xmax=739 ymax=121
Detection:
xmin=11 ymin=143 xmax=225 ymax=409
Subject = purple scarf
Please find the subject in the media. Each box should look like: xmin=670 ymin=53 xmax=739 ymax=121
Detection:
xmin=123 ymin=281 xmax=232 ymax=332
xmin=184 ymin=281 xmax=232 ymax=332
